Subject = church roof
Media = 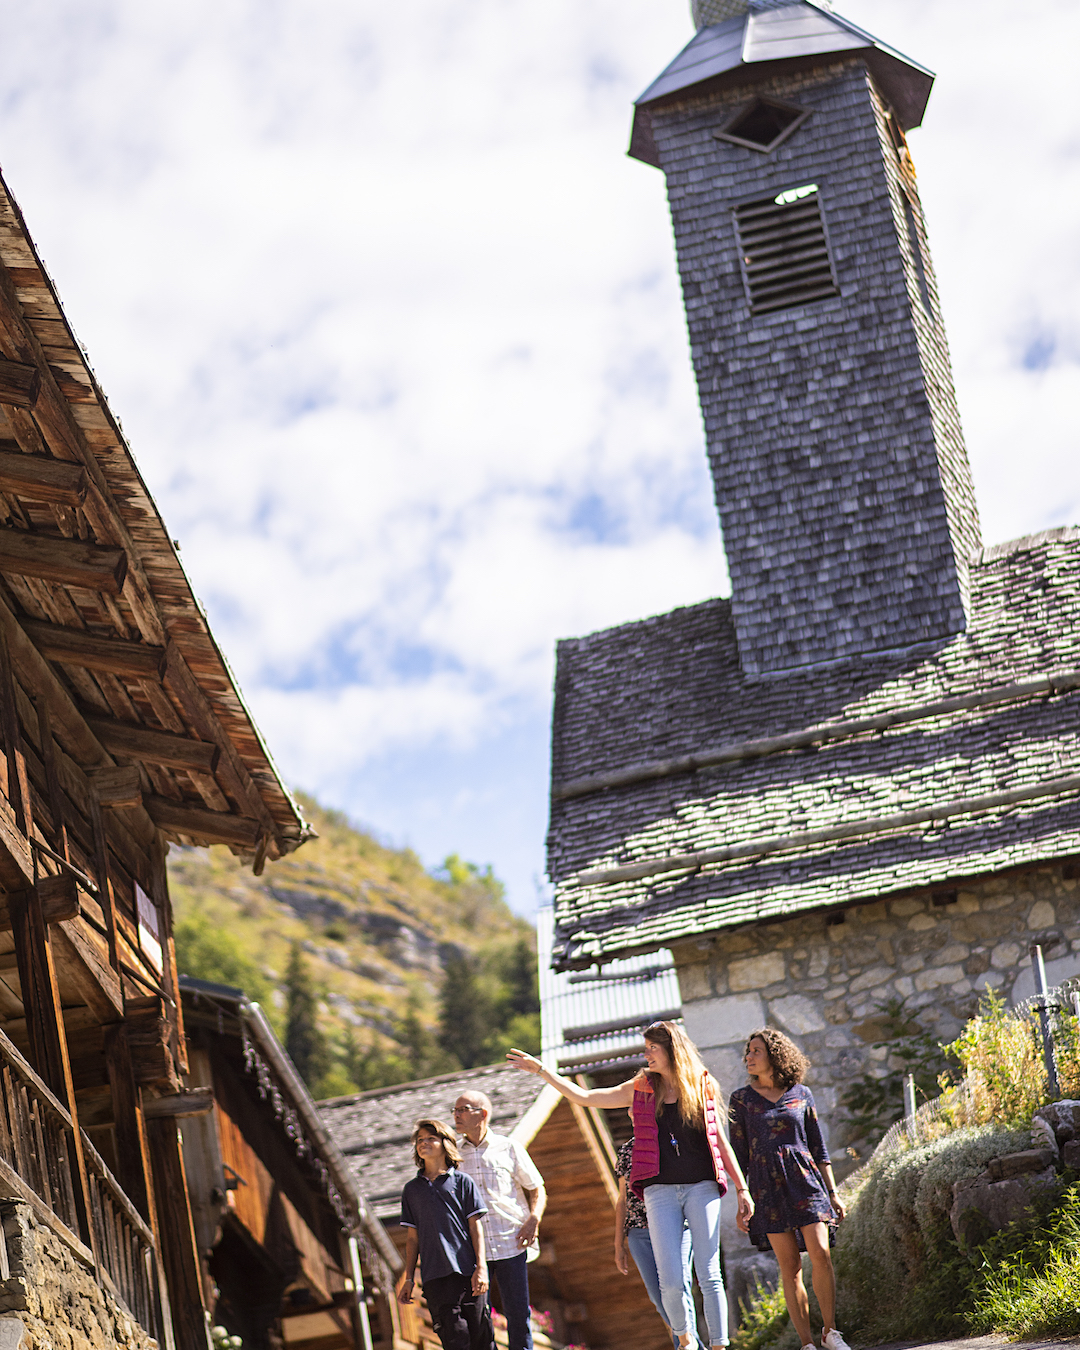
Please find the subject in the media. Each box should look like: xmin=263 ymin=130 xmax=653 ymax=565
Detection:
xmin=547 ymin=530 xmax=1080 ymax=969
xmin=629 ymin=2 xmax=933 ymax=166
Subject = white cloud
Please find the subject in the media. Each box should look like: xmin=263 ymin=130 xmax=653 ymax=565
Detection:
xmin=0 ymin=0 xmax=1076 ymax=910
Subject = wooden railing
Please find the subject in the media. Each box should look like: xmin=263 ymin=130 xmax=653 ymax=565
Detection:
xmin=0 ymin=1026 xmax=82 ymax=1235
xmin=0 ymin=1026 xmax=164 ymax=1343
xmin=83 ymin=1134 xmax=164 ymax=1343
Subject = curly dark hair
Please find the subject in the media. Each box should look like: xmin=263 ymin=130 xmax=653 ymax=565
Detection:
xmin=744 ymin=1028 xmax=810 ymax=1090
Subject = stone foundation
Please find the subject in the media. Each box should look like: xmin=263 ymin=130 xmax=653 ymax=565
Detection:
xmin=0 ymin=1203 xmax=157 ymax=1350
xmin=672 ymin=860 xmax=1080 ymax=1321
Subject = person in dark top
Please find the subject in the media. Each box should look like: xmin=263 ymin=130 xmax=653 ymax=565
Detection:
xmin=399 ymin=1117 xmax=494 ymax=1350
xmin=509 ymin=1021 xmax=752 ymax=1349
xmin=729 ymin=1030 xmax=849 ymax=1350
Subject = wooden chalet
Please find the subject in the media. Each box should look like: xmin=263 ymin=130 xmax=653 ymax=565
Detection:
xmin=179 ymin=978 xmax=403 ymax=1350
xmin=319 ymin=1064 xmax=673 ymax=1350
xmin=0 ymin=166 xmax=312 ymax=1349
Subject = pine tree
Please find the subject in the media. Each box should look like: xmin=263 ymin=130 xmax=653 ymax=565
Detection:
xmin=504 ymin=938 xmax=539 ymax=1017
xmin=400 ymin=993 xmax=446 ymax=1078
xmin=438 ymin=954 xmax=488 ymax=1069
xmin=285 ymin=942 xmax=331 ymax=1091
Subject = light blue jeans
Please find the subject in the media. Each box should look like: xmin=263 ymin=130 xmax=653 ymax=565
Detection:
xmin=626 ymin=1226 xmax=705 ymax=1350
xmin=643 ymin=1181 xmax=727 ymax=1346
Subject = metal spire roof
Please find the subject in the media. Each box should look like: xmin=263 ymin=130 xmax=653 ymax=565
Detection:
xmin=630 ymin=0 xmax=933 ymax=166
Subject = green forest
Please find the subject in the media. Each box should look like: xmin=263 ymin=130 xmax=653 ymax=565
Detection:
xmin=171 ymin=794 xmax=540 ymax=1100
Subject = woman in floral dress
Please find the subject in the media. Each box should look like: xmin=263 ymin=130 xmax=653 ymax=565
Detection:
xmin=728 ymin=1030 xmax=849 ymax=1350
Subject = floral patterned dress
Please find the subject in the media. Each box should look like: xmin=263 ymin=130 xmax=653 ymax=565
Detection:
xmin=728 ymin=1084 xmax=834 ymax=1253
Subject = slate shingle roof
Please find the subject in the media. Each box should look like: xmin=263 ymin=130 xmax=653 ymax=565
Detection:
xmin=548 ymin=529 xmax=1080 ymax=968
xmin=317 ymin=1064 xmax=547 ymax=1221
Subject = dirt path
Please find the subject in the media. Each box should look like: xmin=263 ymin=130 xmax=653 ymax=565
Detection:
xmin=864 ymin=1337 xmax=1080 ymax=1350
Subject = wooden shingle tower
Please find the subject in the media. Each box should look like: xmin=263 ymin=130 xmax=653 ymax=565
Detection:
xmin=630 ymin=0 xmax=979 ymax=675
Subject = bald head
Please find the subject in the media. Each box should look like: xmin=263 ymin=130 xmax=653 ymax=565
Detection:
xmin=453 ymin=1091 xmax=492 ymax=1144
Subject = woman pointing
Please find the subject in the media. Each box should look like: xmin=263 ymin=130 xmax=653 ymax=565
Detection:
xmin=508 ymin=1021 xmax=753 ymax=1349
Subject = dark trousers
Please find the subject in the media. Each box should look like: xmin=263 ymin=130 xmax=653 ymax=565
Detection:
xmin=423 ymin=1273 xmax=494 ymax=1350
xmin=489 ymin=1253 xmax=533 ymax=1350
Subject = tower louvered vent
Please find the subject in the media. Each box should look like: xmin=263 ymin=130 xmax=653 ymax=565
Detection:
xmin=734 ymin=186 xmax=838 ymax=314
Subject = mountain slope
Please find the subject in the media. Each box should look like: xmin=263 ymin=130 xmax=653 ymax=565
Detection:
xmin=168 ymin=794 xmax=535 ymax=1089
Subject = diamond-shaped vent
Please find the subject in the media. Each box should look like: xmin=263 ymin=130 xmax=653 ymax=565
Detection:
xmin=734 ymin=185 xmax=839 ymax=314
xmin=714 ymin=97 xmax=809 ymax=153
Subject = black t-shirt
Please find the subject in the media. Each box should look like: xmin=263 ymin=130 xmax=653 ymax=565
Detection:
xmin=642 ymin=1102 xmax=715 ymax=1188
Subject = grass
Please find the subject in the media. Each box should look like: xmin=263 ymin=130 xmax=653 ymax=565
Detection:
xmin=967 ymin=1182 xmax=1080 ymax=1339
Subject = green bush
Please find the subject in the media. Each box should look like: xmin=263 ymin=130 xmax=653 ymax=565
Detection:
xmin=730 ymin=1281 xmax=791 ymax=1350
xmin=834 ymin=1123 xmax=1029 ymax=1343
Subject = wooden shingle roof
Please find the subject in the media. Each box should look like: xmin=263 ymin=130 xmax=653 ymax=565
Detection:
xmin=0 ymin=168 xmax=309 ymax=872
xmin=548 ymin=529 xmax=1080 ymax=967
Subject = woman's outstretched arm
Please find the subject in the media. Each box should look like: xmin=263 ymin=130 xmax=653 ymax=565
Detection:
xmin=506 ymin=1049 xmax=637 ymax=1108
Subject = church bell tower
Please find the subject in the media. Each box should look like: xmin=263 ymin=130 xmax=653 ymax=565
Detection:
xmin=631 ymin=0 xmax=980 ymax=676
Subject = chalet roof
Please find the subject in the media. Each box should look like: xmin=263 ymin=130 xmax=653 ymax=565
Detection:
xmin=318 ymin=1063 xmax=550 ymax=1221
xmin=629 ymin=2 xmax=933 ymax=167
xmin=0 ymin=169 xmax=308 ymax=871
xmin=180 ymin=976 xmax=400 ymax=1273
xmin=548 ymin=529 xmax=1080 ymax=969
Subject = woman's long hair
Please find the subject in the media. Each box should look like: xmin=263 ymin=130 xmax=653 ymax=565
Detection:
xmin=643 ymin=1020 xmax=714 ymax=1127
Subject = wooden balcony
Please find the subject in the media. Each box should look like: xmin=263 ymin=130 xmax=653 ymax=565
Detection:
xmin=0 ymin=1023 xmax=166 ymax=1345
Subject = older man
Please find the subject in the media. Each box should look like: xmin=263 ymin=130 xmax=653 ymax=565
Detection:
xmin=453 ymin=1091 xmax=546 ymax=1350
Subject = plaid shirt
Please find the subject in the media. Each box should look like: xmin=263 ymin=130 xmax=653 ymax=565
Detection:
xmin=457 ymin=1130 xmax=544 ymax=1263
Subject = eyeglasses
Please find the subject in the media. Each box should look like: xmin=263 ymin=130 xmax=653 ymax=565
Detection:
xmin=452 ymin=1105 xmax=481 ymax=1115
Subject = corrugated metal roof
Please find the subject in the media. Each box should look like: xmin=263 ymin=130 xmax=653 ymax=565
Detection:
xmin=538 ymin=906 xmax=683 ymax=1071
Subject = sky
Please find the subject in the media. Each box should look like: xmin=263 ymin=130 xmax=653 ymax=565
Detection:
xmin=0 ymin=0 xmax=1076 ymax=918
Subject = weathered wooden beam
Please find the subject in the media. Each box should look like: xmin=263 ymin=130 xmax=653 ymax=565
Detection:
xmin=147 ymin=1117 xmax=211 ymax=1350
xmin=0 ymin=255 xmax=167 ymax=646
xmin=87 ymin=716 xmax=218 ymax=775
xmin=0 ymin=357 xmax=39 ymax=408
xmin=142 ymin=1088 xmax=214 ymax=1120
xmin=0 ymin=450 xmax=88 ymax=506
xmin=0 ymin=873 xmax=80 ymax=931
xmin=7 ymin=879 xmax=96 ymax=1252
xmin=22 ymin=619 xmax=166 ymax=681
xmin=104 ymin=1025 xmax=153 ymax=1221
xmin=144 ymin=795 xmax=259 ymax=848
xmin=163 ymin=643 xmax=278 ymax=855
xmin=0 ymin=531 xmax=127 ymax=594
xmin=88 ymin=765 xmax=143 ymax=810
xmin=52 ymin=916 xmax=123 ymax=1023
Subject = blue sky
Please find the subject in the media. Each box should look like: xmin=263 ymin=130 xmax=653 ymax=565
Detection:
xmin=0 ymin=0 xmax=1076 ymax=916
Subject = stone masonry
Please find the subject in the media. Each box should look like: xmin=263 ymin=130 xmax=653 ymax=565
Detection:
xmin=0 ymin=1204 xmax=155 ymax=1350
xmin=674 ymin=859 xmax=1080 ymax=1316
xmin=650 ymin=58 xmax=980 ymax=673
xmin=672 ymin=859 xmax=1080 ymax=1162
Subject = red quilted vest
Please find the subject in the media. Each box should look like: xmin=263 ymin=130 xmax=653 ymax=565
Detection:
xmin=629 ymin=1071 xmax=728 ymax=1200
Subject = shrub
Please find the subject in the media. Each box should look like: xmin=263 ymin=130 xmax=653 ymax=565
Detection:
xmin=834 ymin=1123 xmax=1028 ymax=1343
xmin=945 ymin=991 xmax=1047 ymax=1125
xmin=730 ymin=1281 xmax=791 ymax=1350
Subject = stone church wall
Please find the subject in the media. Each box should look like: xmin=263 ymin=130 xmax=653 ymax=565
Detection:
xmin=672 ymin=859 xmax=1080 ymax=1157
xmin=0 ymin=1203 xmax=157 ymax=1350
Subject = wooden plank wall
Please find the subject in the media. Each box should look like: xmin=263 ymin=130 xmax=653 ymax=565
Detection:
xmin=214 ymin=1085 xmax=343 ymax=1303
xmin=528 ymin=1099 xmax=672 ymax=1350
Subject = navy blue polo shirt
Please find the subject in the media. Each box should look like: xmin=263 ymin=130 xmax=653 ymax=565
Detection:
xmin=400 ymin=1167 xmax=488 ymax=1281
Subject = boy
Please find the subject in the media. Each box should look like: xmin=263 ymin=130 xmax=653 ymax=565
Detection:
xmin=399 ymin=1118 xmax=494 ymax=1350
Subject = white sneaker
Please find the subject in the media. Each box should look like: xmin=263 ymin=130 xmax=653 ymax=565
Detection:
xmin=801 ymin=1343 xmax=816 ymax=1350
xmin=823 ymin=1331 xmax=850 ymax=1350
